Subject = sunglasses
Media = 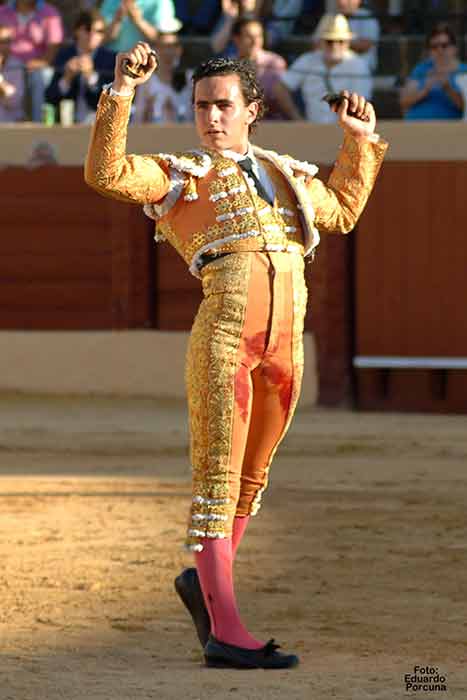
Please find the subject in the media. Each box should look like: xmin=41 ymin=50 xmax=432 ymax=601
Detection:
xmin=83 ymin=26 xmax=105 ymax=34
xmin=325 ymin=39 xmax=345 ymax=45
xmin=429 ymin=41 xmax=452 ymax=49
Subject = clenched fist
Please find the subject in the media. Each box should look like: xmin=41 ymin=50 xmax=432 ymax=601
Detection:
xmin=113 ymin=41 xmax=158 ymax=92
xmin=330 ymin=90 xmax=377 ymax=142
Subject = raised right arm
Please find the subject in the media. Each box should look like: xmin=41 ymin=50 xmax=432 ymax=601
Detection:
xmin=84 ymin=89 xmax=171 ymax=204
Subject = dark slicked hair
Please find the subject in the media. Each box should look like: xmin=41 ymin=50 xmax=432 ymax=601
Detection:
xmin=192 ymin=57 xmax=266 ymax=131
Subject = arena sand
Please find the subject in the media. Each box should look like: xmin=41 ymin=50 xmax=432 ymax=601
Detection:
xmin=0 ymin=395 xmax=466 ymax=700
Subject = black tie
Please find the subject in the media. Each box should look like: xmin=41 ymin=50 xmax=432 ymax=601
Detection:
xmin=238 ymin=157 xmax=274 ymax=205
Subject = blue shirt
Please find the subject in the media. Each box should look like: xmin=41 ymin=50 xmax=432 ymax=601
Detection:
xmin=405 ymin=59 xmax=467 ymax=120
xmin=100 ymin=0 xmax=177 ymax=53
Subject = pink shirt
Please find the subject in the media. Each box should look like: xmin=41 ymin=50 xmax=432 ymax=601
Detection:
xmin=0 ymin=3 xmax=64 ymax=63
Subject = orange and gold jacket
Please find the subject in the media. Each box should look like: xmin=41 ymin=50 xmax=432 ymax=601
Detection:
xmin=85 ymin=90 xmax=388 ymax=277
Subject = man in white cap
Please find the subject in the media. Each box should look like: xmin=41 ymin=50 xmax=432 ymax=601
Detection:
xmin=133 ymin=19 xmax=193 ymax=123
xmin=274 ymin=13 xmax=372 ymax=123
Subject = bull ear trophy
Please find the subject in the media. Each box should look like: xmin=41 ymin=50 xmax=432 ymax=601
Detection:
xmin=121 ymin=48 xmax=160 ymax=80
xmin=322 ymin=92 xmax=365 ymax=120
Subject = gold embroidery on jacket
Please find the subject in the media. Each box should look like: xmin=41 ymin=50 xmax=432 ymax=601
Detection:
xmin=155 ymin=151 xmax=309 ymax=271
xmin=185 ymin=254 xmax=252 ymax=549
xmin=311 ymin=133 xmax=387 ymax=234
xmin=85 ymin=92 xmax=171 ymax=204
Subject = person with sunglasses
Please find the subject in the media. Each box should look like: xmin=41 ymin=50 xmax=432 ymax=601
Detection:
xmin=45 ymin=10 xmax=116 ymax=123
xmin=400 ymin=23 xmax=467 ymax=120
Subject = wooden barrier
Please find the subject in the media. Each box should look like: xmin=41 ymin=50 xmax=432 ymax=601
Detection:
xmin=355 ymin=161 xmax=467 ymax=412
xmin=0 ymin=165 xmax=348 ymax=405
xmin=0 ymin=167 xmax=153 ymax=330
xmin=1 ymin=148 xmax=466 ymax=411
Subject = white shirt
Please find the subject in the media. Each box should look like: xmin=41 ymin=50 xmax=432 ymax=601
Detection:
xmin=221 ymin=145 xmax=276 ymax=204
xmin=281 ymin=49 xmax=372 ymax=124
xmin=133 ymin=72 xmax=192 ymax=124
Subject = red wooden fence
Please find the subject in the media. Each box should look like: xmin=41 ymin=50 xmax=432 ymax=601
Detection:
xmin=356 ymin=162 xmax=467 ymax=411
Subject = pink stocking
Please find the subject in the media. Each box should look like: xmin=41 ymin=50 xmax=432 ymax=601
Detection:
xmin=232 ymin=515 xmax=250 ymax=559
xmin=195 ymin=537 xmax=264 ymax=649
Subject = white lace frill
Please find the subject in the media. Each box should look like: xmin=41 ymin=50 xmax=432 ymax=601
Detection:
xmin=142 ymin=151 xmax=213 ymax=231
xmin=143 ymin=167 xmax=186 ymax=230
xmin=252 ymin=145 xmax=320 ymax=256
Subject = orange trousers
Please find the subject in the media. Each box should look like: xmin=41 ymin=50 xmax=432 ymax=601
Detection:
xmin=185 ymin=251 xmax=307 ymax=551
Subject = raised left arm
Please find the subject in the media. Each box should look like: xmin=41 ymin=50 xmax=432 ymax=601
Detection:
xmin=307 ymin=92 xmax=388 ymax=233
xmin=309 ymin=134 xmax=387 ymax=234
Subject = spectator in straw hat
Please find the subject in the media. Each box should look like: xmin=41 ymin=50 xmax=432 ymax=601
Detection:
xmin=274 ymin=13 xmax=372 ymax=122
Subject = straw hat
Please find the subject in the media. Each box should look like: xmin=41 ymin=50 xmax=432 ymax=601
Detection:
xmin=316 ymin=14 xmax=353 ymax=41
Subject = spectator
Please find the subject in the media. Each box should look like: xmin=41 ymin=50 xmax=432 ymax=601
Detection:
xmin=229 ymin=17 xmax=287 ymax=118
xmin=274 ymin=13 xmax=371 ymax=122
xmin=101 ymin=0 xmax=180 ymax=53
xmin=0 ymin=23 xmax=24 ymax=122
xmin=133 ymin=22 xmax=192 ymax=122
xmin=336 ymin=0 xmax=380 ymax=72
xmin=400 ymin=23 xmax=467 ymax=120
xmin=0 ymin=0 xmax=64 ymax=122
xmin=45 ymin=10 xmax=115 ymax=124
xmin=211 ymin=0 xmax=262 ymax=55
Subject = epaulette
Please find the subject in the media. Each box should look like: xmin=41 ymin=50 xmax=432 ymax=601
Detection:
xmin=144 ymin=150 xmax=212 ymax=230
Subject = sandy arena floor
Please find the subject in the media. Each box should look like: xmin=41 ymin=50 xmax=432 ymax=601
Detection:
xmin=0 ymin=395 xmax=466 ymax=700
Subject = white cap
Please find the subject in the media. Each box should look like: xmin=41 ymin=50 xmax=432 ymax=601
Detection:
xmin=157 ymin=17 xmax=183 ymax=34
